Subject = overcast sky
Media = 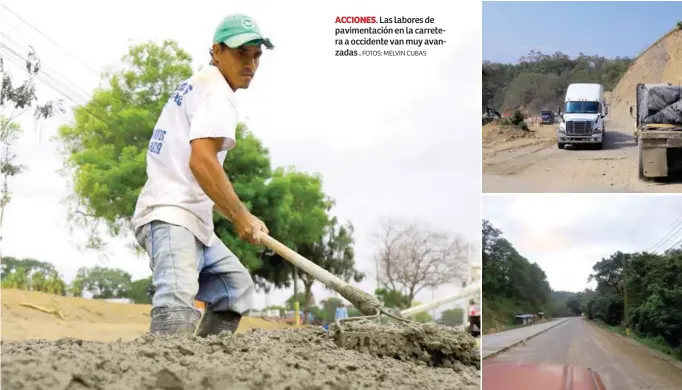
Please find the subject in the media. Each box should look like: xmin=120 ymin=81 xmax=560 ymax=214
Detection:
xmin=1 ymin=0 xmax=478 ymax=314
xmin=483 ymin=194 xmax=682 ymax=292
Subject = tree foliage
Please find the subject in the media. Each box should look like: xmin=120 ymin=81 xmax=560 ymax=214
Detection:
xmin=482 ymin=50 xmax=632 ymax=114
xmin=71 ymin=266 xmax=133 ymax=299
xmin=580 ymin=250 xmax=682 ymax=357
xmin=57 ymin=40 xmax=193 ymax=248
xmin=126 ymin=276 xmax=153 ymax=304
xmin=441 ymin=308 xmax=464 ymax=326
xmin=1 ymin=256 xmax=67 ymax=295
xmin=482 ymin=219 xmax=552 ymax=314
xmin=375 ymin=287 xmax=411 ymax=310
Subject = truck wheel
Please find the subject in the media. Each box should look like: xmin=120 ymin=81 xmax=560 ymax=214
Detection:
xmin=558 ymin=142 xmax=565 ymax=150
xmin=596 ymin=140 xmax=604 ymax=150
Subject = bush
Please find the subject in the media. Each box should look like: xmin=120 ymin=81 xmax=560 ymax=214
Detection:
xmin=677 ymin=21 xmax=682 ymax=29
xmin=510 ymin=110 xmax=525 ymax=125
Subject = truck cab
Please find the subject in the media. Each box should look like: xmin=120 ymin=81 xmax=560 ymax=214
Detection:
xmin=540 ymin=110 xmax=554 ymax=125
xmin=558 ymin=83 xmax=608 ymax=150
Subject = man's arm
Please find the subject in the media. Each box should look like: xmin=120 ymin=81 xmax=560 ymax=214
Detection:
xmin=189 ymin=137 xmax=249 ymax=223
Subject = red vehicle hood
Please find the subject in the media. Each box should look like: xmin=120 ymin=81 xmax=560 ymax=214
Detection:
xmin=483 ymin=361 xmax=606 ymax=390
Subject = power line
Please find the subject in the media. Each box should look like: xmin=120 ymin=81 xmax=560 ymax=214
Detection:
xmin=663 ymin=235 xmax=682 ymax=253
xmin=647 ymin=216 xmax=682 ymax=254
xmin=1 ymin=44 xmax=117 ymax=129
xmin=1 ymin=42 xmax=89 ymax=106
xmin=0 ymin=4 xmax=101 ymax=77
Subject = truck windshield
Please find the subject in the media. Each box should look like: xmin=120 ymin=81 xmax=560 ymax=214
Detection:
xmin=565 ymin=101 xmax=599 ymax=114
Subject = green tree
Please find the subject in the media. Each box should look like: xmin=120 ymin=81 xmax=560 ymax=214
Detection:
xmin=1 ymin=266 xmax=28 ymax=289
xmin=409 ymin=301 xmax=434 ymax=323
xmin=582 ymin=249 xmax=682 ymax=357
xmin=0 ymin=257 xmax=67 ymax=295
xmin=1 ymin=48 xmax=63 ymax=261
xmin=125 ymin=276 xmax=153 ymax=304
xmin=1 ymin=256 xmax=57 ymax=279
xmin=375 ymin=288 xmax=410 ymax=310
xmin=482 ymin=219 xmax=553 ymax=332
xmin=441 ymin=308 xmax=464 ymax=326
xmin=57 ymin=40 xmax=193 ymax=249
xmin=71 ymin=266 xmax=133 ymax=299
xmin=566 ymin=297 xmax=581 ymax=316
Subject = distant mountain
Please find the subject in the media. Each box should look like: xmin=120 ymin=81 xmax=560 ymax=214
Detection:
xmin=552 ymin=290 xmax=577 ymax=300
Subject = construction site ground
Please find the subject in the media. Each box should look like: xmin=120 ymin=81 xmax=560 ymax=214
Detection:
xmin=483 ymin=26 xmax=682 ymax=193
xmin=0 ymin=289 xmax=480 ymax=389
xmin=482 ymin=121 xmax=662 ymax=193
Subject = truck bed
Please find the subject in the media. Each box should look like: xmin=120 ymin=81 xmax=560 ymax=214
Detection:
xmin=636 ymin=84 xmax=682 ymax=126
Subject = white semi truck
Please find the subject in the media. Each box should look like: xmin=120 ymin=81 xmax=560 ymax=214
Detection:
xmin=558 ymin=83 xmax=609 ymax=150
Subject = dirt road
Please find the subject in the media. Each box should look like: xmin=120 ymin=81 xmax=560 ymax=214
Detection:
xmin=483 ymin=124 xmax=682 ymax=193
xmin=484 ymin=317 xmax=682 ymax=389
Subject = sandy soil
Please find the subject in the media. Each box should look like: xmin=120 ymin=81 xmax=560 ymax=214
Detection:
xmin=482 ymin=121 xmax=554 ymax=160
xmin=1 ymin=289 xmax=292 ymax=342
xmin=1 ymin=289 xmax=481 ymax=389
xmin=485 ymin=318 xmax=682 ymax=389
xmin=483 ymin=28 xmax=682 ymax=193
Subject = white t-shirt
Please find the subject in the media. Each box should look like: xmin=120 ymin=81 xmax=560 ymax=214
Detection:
xmin=132 ymin=65 xmax=238 ymax=247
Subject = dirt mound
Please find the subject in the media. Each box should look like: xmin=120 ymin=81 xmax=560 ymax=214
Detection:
xmin=608 ymin=27 xmax=682 ymax=128
xmin=1 ymin=327 xmax=480 ymax=390
xmin=1 ymin=289 xmax=293 ymax=342
xmin=482 ymin=122 xmax=535 ymax=146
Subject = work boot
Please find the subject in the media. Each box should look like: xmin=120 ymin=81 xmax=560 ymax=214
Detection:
xmin=195 ymin=308 xmax=242 ymax=337
xmin=149 ymin=307 xmax=201 ymax=335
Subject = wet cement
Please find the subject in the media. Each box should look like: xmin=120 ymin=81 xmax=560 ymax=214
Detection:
xmin=330 ymin=284 xmax=383 ymax=316
xmin=331 ymin=319 xmax=480 ymax=370
xmin=1 ymin=327 xmax=480 ymax=390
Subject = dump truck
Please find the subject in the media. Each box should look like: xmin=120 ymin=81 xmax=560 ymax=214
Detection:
xmin=630 ymin=83 xmax=682 ymax=180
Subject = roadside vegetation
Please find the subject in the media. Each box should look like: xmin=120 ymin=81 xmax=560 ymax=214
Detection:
xmin=482 ymin=220 xmax=554 ymax=334
xmin=482 ymin=50 xmax=632 ymax=115
xmin=567 ymin=251 xmax=682 ymax=360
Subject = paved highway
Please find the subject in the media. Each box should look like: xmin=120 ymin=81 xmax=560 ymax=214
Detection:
xmin=484 ymin=317 xmax=682 ymax=389
xmin=482 ymin=318 xmax=568 ymax=359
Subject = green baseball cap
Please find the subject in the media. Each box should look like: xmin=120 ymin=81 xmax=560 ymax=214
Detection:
xmin=213 ymin=14 xmax=274 ymax=50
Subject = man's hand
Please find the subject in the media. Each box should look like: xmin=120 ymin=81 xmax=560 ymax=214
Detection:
xmin=235 ymin=213 xmax=269 ymax=244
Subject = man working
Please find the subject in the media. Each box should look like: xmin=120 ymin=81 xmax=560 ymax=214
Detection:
xmin=132 ymin=14 xmax=274 ymax=336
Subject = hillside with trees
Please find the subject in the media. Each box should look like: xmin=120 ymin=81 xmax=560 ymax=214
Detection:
xmin=482 ymin=220 xmax=553 ymax=333
xmin=571 ymin=251 xmax=682 ymax=360
xmin=482 ymin=50 xmax=632 ymax=115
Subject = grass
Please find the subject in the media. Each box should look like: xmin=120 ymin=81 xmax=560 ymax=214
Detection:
xmin=593 ymin=319 xmax=682 ymax=361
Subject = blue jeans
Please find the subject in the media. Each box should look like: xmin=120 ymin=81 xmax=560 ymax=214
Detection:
xmin=135 ymin=221 xmax=254 ymax=315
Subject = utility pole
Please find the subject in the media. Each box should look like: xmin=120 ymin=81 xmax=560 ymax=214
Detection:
xmin=623 ymin=261 xmax=630 ymax=337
